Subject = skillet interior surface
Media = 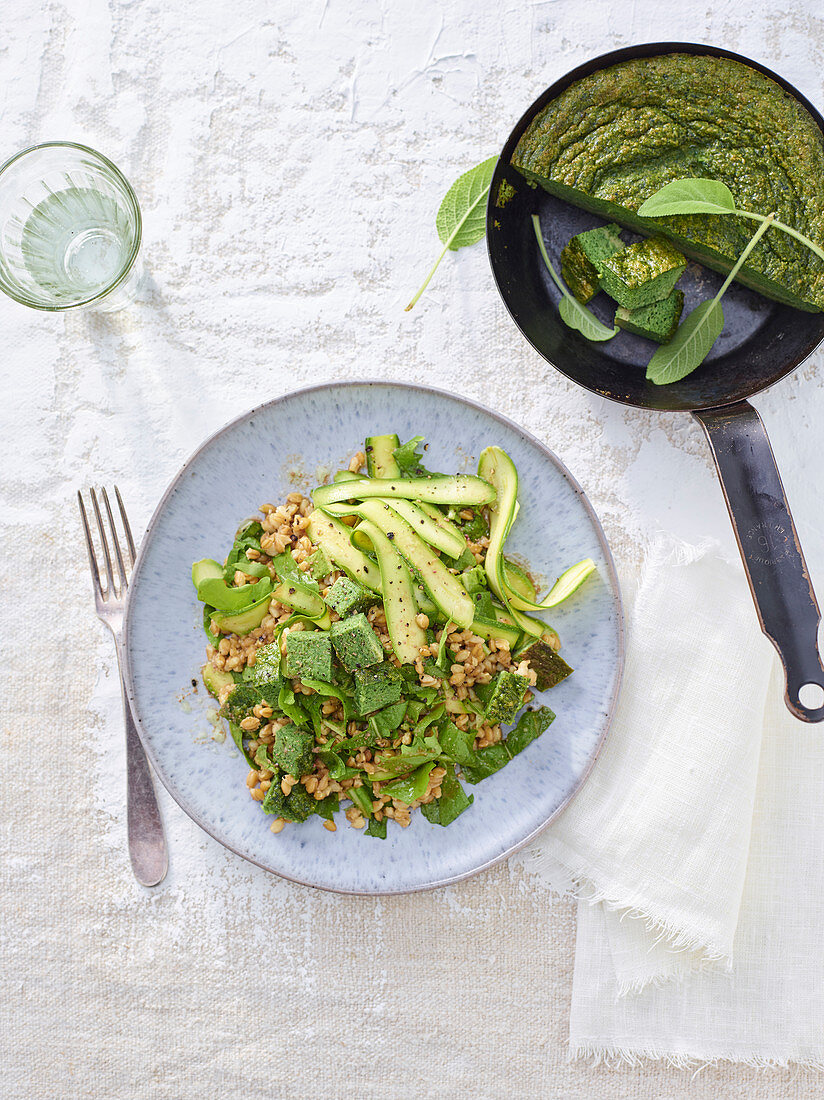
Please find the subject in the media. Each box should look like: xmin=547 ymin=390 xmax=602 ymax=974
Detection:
xmin=487 ymin=42 xmax=824 ymax=412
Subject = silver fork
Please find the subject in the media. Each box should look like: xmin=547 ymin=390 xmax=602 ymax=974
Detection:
xmin=78 ymin=486 xmax=168 ymax=887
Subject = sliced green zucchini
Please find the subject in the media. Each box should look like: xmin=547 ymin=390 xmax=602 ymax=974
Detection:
xmin=326 ymin=494 xmax=466 ymax=558
xmin=477 ymin=446 xmax=519 ymax=605
xmin=192 ymin=558 xmax=224 ymax=588
xmin=313 ymin=474 xmax=496 ymax=509
xmin=376 ymin=498 xmax=465 ymax=557
xmin=365 ymin=434 xmax=401 ymax=478
xmin=353 ymin=518 xmax=427 ymax=665
xmin=502 ymin=558 xmax=536 ymax=602
xmin=305 ymin=510 xmax=382 ymax=593
xmin=211 ymin=591 xmax=272 ymax=635
xmin=322 ymin=499 xmax=474 ymax=629
xmin=272 ymin=578 xmax=329 ymax=625
xmin=413 ymin=581 xmax=440 ymax=621
xmin=196 ymin=575 xmax=272 ymax=612
xmin=503 ymin=557 xmax=597 ymax=611
xmin=490 ymin=596 xmax=547 ymax=641
xmin=201 ymin=663 xmax=235 ymax=698
xmin=469 ymin=615 xmax=521 ymax=647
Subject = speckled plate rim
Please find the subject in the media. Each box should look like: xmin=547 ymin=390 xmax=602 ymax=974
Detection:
xmin=121 ymin=380 xmax=625 ymax=894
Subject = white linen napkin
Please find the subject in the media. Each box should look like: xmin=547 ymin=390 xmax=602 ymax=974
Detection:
xmin=516 ymin=538 xmax=824 ymax=1066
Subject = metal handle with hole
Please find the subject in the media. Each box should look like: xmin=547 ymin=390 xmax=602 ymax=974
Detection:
xmin=694 ymin=400 xmax=824 ymax=722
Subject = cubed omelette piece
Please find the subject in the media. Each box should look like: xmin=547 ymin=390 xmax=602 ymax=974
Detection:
xmin=560 ymin=223 xmax=625 ymax=303
xmin=284 ymin=629 xmax=332 ymax=682
xmin=615 ymin=288 xmax=684 ymax=343
xmin=599 ymin=236 xmax=686 ymax=309
xmin=266 ymin=722 xmax=315 ymax=778
xmin=243 ymin=640 xmax=282 ymax=687
xmin=324 ymin=576 xmax=378 ymax=618
xmin=476 ymin=670 xmax=530 ymax=725
xmin=353 ymin=663 xmax=404 ymax=715
xmin=515 ymin=639 xmax=573 ymax=691
xmin=330 ymin=612 xmax=384 ymax=672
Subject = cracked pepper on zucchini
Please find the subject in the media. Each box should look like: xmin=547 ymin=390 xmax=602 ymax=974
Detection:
xmin=192 ymin=436 xmax=596 ymax=837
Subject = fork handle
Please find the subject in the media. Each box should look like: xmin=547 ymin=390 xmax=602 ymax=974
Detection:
xmin=117 ymin=649 xmax=168 ymax=886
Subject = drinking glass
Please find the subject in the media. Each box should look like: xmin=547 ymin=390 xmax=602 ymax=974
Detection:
xmin=0 ymin=141 xmax=143 ymax=313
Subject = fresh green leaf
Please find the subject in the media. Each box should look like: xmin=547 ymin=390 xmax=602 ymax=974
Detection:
xmin=347 ymin=784 xmax=373 ymax=819
xmin=393 ymin=436 xmax=437 ymax=478
xmin=382 ymin=762 xmax=435 ymax=804
xmin=421 ymin=773 xmax=474 ymax=826
xmin=439 ymin=719 xmax=475 ymax=766
xmin=507 ymin=706 xmax=556 ymax=756
xmin=370 ymin=750 xmax=440 ymax=781
xmin=461 ymin=743 xmax=511 ymax=785
xmin=270 ymin=553 xmax=313 ymax=585
xmin=301 ymin=678 xmax=355 ymax=722
xmin=228 ymin=721 xmax=256 ymax=766
xmin=637 ymin=178 xmax=737 ymax=217
xmin=645 ymin=299 xmax=724 ymax=384
xmin=313 ymin=793 xmax=339 ymax=821
xmin=412 ymin=703 xmax=446 ymax=738
xmin=531 ymin=216 xmax=618 ymax=341
xmin=436 ymin=157 xmax=498 ymax=250
xmin=277 ymin=682 xmax=310 ymax=728
xmin=365 ymin=816 xmax=387 ymax=839
xmin=647 ymin=213 xmax=775 ymax=385
xmin=639 ymin=177 xmax=824 ymax=265
xmin=316 ymin=750 xmax=360 ymax=782
xmin=434 ymin=620 xmax=454 ymax=675
xmin=329 ymin=727 xmax=380 ymax=756
xmin=406 ymin=156 xmax=497 ymax=310
xmin=368 ymin=701 xmax=408 ymax=740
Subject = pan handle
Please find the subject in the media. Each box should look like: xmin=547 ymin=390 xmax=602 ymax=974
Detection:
xmin=694 ymin=400 xmax=824 ymax=722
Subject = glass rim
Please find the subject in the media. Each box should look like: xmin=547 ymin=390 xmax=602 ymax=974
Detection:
xmin=0 ymin=140 xmax=143 ymax=311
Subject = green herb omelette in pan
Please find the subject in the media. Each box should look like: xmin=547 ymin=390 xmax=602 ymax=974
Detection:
xmin=192 ymin=436 xmax=595 ymax=837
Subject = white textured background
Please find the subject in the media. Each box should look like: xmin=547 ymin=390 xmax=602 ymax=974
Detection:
xmin=3 ymin=1 xmax=824 ymax=1096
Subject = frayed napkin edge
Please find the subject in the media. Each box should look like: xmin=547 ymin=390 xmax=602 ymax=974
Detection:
xmin=568 ymin=1042 xmax=824 ymax=1072
xmin=515 ymin=843 xmax=732 ymax=978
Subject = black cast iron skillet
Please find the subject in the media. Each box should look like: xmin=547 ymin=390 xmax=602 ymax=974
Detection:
xmin=488 ymin=42 xmax=824 ymax=722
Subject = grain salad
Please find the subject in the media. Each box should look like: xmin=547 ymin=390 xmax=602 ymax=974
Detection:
xmin=192 ymin=435 xmax=594 ymax=837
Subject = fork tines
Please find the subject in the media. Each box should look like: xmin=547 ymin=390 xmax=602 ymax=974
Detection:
xmin=78 ymin=486 xmax=136 ymax=601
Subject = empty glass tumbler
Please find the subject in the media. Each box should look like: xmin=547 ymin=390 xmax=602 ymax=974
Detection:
xmin=0 ymin=141 xmax=142 ymax=313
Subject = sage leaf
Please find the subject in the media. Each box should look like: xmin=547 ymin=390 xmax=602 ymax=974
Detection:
xmin=406 ymin=156 xmax=497 ymax=311
xmin=436 ymin=156 xmax=498 ymax=250
xmin=646 ymin=299 xmax=724 ymax=385
xmin=638 ymin=178 xmax=737 ymax=217
xmin=532 ymin=215 xmax=618 ymax=341
xmin=647 ymin=212 xmax=775 ymax=385
xmin=640 ymin=177 xmax=824 ymax=264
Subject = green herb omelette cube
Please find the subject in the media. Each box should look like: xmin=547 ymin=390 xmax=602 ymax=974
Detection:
xmin=324 ymin=576 xmax=378 ymax=617
xmin=262 ymin=779 xmax=316 ymax=821
xmin=268 ymin=722 xmax=315 ymax=778
xmin=330 ymin=612 xmax=384 ymax=672
xmin=353 ymin=663 xmax=404 ymax=715
xmin=615 ymin=288 xmax=684 ymax=343
xmin=284 ymin=630 xmax=332 ymax=682
xmin=515 ymin=639 xmax=573 ymax=691
xmin=476 ymin=670 xmax=530 ymax=724
xmin=244 ymin=641 xmax=282 ymax=686
xmin=560 ymin=223 xmax=625 ymax=303
xmin=599 ymin=236 xmax=686 ymax=309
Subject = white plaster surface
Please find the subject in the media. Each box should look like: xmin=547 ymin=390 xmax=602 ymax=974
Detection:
xmin=3 ymin=0 xmax=824 ymax=1096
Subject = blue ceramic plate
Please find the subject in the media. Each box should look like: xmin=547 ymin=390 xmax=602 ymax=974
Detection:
xmin=123 ymin=382 xmax=623 ymax=894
